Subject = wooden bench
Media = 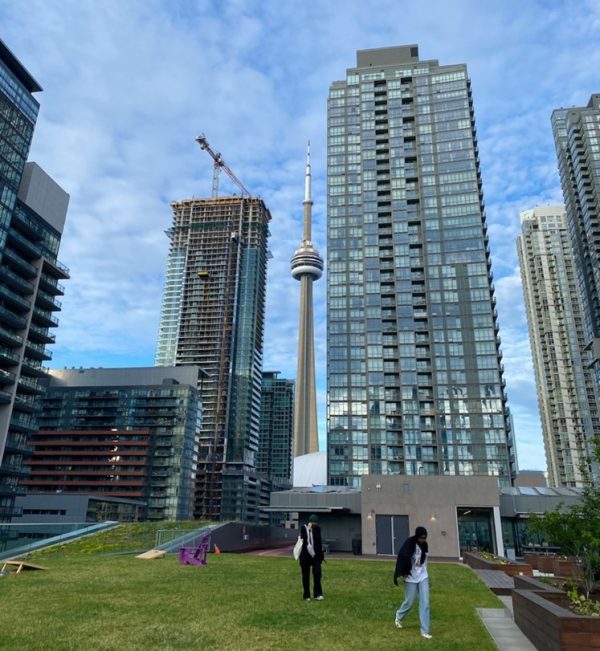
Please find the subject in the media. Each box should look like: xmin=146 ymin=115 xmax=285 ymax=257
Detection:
xmin=178 ymin=535 xmax=211 ymax=566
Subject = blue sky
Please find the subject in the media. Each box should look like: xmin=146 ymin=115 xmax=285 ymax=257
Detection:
xmin=1 ymin=0 xmax=599 ymax=471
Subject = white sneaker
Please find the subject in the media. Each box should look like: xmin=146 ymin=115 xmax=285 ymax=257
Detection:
xmin=395 ymin=619 xmax=402 ymax=629
xmin=421 ymin=633 xmax=432 ymax=639
xmin=315 ymin=595 xmax=324 ymax=601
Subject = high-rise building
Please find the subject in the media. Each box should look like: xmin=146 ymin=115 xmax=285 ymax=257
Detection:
xmin=31 ymin=366 xmax=201 ymax=520
xmin=326 ymin=45 xmax=515 ymax=487
xmin=156 ymin=196 xmax=271 ymax=522
xmin=290 ymin=146 xmax=323 ymax=457
xmin=0 ymin=40 xmax=69 ymax=523
xmin=517 ymin=205 xmax=599 ymax=486
xmin=551 ymin=95 xmax=600 ymax=396
xmin=257 ymin=371 xmax=294 ymax=485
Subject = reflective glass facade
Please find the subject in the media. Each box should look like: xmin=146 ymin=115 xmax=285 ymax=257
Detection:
xmin=258 ymin=371 xmax=294 ymax=484
xmin=326 ymin=46 xmax=515 ymax=488
xmin=517 ymin=206 xmax=600 ymax=486
xmin=35 ymin=367 xmax=201 ymax=520
xmin=0 ymin=41 xmax=69 ymax=525
xmin=552 ymin=95 xmax=600 ymax=397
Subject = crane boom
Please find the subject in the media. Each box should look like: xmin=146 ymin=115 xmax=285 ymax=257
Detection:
xmin=196 ymin=134 xmax=251 ymax=198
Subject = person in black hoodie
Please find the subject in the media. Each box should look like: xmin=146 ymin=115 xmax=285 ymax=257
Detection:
xmin=299 ymin=514 xmax=325 ymax=601
xmin=393 ymin=526 xmax=432 ymax=639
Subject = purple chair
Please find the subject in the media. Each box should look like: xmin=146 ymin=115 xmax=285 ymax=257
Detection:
xmin=179 ymin=535 xmax=211 ymax=566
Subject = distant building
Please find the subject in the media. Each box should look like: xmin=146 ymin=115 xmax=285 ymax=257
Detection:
xmin=514 ymin=470 xmax=547 ymax=488
xmin=326 ymin=45 xmax=515 ymax=488
xmin=0 ymin=40 xmax=70 ymax=524
xmin=552 ymin=95 xmax=600 ymax=399
xmin=156 ymin=196 xmax=271 ymax=522
xmin=31 ymin=366 xmax=202 ymax=520
xmin=257 ymin=371 xmax=294 ymax=486
xmin=517 ymin=205 xmax=599 ymax=486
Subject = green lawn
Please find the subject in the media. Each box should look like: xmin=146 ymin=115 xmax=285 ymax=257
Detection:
xmin=0 ymin=549 xmax=501 ymax=650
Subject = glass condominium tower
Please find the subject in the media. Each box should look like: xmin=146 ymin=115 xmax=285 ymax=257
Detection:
xmin=517 ymin=206 xmax=599 ymax=487
xmin=552 ymin=95 xmax=600 ymax=396
xmin=326 ymin=45 xmax=516 ymax=488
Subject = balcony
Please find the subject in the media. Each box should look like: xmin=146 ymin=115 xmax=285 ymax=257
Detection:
xmin=32 ymin=307 xmax=59 ymax=328
xmin=11 ymin=207 xmax=43 ymax=240
xmin=28 ymin=323 xmax=55 ymax=344
xmin=7 ymin=229 xmax=42 ymax=259
xmin=35 ymin=287 xmax=62 ymax=311
xmin=10 ymin=412 xmax=39 ymax=432
xmin=19 ymin=358 xmax=49 ymax=378
xmin=0 ymin=304 xmax=27 ymax=329
xmin=0 ymin=345 xmax=20 ymax=366
xmin=0 ymin=284 xmax=31 ymax=313
xmin=0 ymin=325 xmax=22 ymax=348
xmin=38 ymin=273 xmax=65 ymax=296
xmin=17 ymin=375 xmax=44 ymax=394
xmin=42 ymin=256 xmax=70 ymax=280
xmin=0 ymin=265 xmax=34 ymax=294
xmin=0 ymin=368 xmax=16 ymax=385
xmin=25 ymin=340 xmax=52 ymax=361
xmin=13 ymin=394 xmax=37 ymax=413
xmin=2 ymin=248 xmax=38 ymax=278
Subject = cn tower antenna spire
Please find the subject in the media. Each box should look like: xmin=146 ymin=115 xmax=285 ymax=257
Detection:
xmin=291 ymin=141 xmax=323 ymax=462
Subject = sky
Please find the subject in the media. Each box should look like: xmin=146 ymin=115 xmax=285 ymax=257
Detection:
xmin=1 ymin=0 xmax=599 ymax=472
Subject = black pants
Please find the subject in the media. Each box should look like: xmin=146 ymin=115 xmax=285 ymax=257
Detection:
xmin=301 ymin=559 xmax=322 ymax=599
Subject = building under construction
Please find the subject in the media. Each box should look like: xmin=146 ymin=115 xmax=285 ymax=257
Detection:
xmin=156 ymin=195 xmax=271 ymax=522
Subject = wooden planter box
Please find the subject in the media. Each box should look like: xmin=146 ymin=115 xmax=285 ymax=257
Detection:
xmin=523 ymin=553 xmax=539 ymax=570
xmin=513 ymin=588 xmax=600 ymax=651
xmin=553 ymin=557 xmax=581 ymax=578
xmin=537 ymin=554 xmax=557 ymax=573
xmin=514 ymin=574 xmax=557 ymax=591
xmin=463 ymin=551 xmax=533 ymax=576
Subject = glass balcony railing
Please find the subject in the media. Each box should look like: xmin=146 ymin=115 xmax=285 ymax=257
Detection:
xmin=0 ymin=284 xmax=31 ymax=312
xmin=0 ymin=325 xmax=22 ymax=348
xmin=32 ymin=308 xmax=59 ymax=328
xmin=28 ymin=323 xmax=55 ymax=344
xmin=7 ymin=229 xmax=42 ymax=258
xmin=42 ymin=257 xmax=70 ymax=279
xmin=3 ymin=248 xmax=37 ymax=278
xmin=0 ymin=265 xmax=35 ymax=294
xmin=0 ymin=304 xmax=26 ymax=329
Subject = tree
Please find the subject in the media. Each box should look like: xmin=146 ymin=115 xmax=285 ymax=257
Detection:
xmin=529 ymin=438 xmax=600 ymax=598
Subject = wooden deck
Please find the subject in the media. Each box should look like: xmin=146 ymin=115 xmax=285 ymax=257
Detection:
xmin=474 ymin=569 xmax=515 ymax=595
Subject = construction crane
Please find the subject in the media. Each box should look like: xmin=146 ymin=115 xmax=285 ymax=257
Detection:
xmin=195 ymin=134 xmax=251 ymax=198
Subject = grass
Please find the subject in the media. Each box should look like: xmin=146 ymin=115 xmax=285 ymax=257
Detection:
xmin=0 ymin=534 xmax=502 ymax=650
xmin=27 ymin=520 xmax=208 ymax=557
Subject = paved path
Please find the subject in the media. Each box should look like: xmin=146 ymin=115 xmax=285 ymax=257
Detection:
xmin=477 ymin=595 xmax=536 ymax=650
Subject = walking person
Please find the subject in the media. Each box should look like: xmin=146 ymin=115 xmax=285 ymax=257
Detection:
xmin=393 ymin=526 xmax=432 ymax=639
xmin=299 ymin=514 xmax=325 ymax=601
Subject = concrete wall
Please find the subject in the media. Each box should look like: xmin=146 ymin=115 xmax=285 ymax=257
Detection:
xmin=361 ymin=475 xmax=501 ymax=559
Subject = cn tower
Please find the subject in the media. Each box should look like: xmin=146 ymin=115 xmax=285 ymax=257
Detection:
xmin=290 ymin=143 xmax=323 ymax=457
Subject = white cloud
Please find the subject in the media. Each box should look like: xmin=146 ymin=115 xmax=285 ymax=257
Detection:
xmin=2 ymin=0 xmax=599 ymax=472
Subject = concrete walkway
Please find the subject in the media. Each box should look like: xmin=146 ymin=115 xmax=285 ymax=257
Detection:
xmin=477 ymin=596 xmax=536 ymax=650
